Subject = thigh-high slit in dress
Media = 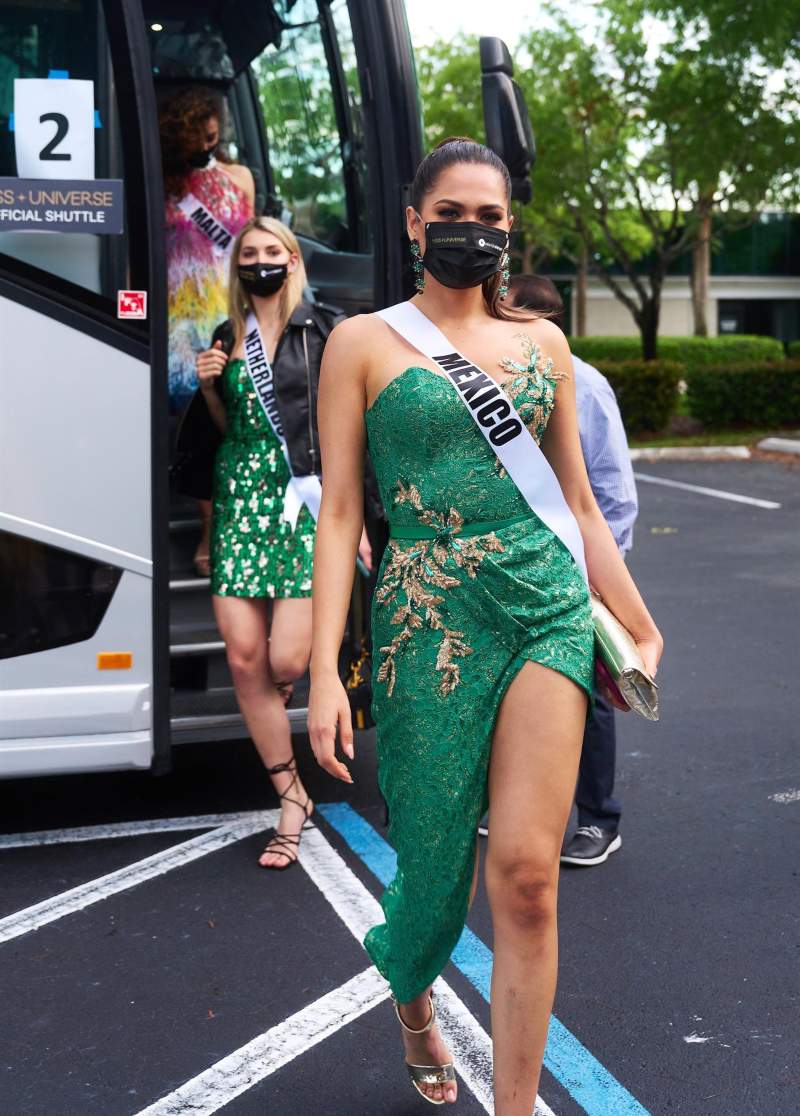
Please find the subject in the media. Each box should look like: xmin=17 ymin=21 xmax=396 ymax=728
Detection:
xmin=363 ymin=345 xmax=595 ymax=1003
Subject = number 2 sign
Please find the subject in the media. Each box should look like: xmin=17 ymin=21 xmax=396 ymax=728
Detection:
xmin=13 ymin=78 xmax=95 ymax=181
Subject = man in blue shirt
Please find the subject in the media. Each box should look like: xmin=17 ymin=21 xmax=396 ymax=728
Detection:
xmin=509 ymin=275 xmax=639 ymax=866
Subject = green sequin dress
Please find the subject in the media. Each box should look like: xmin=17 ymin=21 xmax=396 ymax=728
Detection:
xmin=210 ymin=359 xmax=315 ymax=598
xmin=363 ymin=344 xmax=595 ymax=1004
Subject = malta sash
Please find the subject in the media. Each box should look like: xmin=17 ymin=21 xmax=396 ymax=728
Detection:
xmin=243 ymin=312 xmax=322 ymax=530
xmin=376 ymin=301 xmax=588 ymax=582
xmin=178 ymin=191 xmax=236 ymax=255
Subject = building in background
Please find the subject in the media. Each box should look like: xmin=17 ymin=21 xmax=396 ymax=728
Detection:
xmin=551 ymin=212 xmax=800 ymax=343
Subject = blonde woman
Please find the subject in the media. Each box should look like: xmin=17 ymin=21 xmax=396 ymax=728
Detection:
xmin=196 ymin=217 xmax=372 ymax=869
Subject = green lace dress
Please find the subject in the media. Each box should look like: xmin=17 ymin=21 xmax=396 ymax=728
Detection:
xmin=210 ymin=358 xmax=315 ymax=598
xmin=363 ymin=341 xmax=595 ymax=1003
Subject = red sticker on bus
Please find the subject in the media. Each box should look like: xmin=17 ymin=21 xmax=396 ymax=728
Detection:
xmin=117 ymin=290 xmax=147 ymax=319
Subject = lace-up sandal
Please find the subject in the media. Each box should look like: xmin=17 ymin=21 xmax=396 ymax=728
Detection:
xmin=394 ymin=994 xmax=456 ymax=1105
xmin=259 ymin=757 xmax=314 ymax=871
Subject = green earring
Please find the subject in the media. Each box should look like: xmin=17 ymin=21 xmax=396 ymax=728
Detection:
xmin=410 ymin=239 xmax=425 ymax=293
xmin=498 ymin=250 xmax=510 ymax=300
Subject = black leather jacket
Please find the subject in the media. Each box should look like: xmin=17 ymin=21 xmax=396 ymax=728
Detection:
xmin=215 ymin=298 xmax=344 ymax=477
xmin=174 ymin=298 xmax=386 ymax=521
xmin=173 ymin=298 xmax=344 ymax=500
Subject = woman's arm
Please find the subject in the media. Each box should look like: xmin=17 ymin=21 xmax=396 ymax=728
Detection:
xmin=308 ymin=316 xmax=371 ymax=782
xmin=196 ymin=341 xmax=228 ymax=433
xmin=539 ymin=324 xmax=663 ymax=675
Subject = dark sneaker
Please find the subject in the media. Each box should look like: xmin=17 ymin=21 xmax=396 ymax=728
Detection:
xmin=560 ymin=825 xmax=621 ymax=867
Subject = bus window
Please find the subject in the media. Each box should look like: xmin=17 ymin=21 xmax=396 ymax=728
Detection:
xmin=0 ymin=1 xmax=132 ymax=305
xmin=256 ymin=0 xmax=371 ymax=253
xmin=0 ymin=531 xmax=121 ymax=661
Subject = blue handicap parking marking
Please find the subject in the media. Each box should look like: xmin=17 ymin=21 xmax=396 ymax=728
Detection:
xmin=318 ymin=801 xmax=651 ymax=1116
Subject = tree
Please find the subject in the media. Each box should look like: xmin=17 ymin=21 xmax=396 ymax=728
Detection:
xmin=416 ymin=7 xmax=800 ymax=354
xmin=518 ymin=1 xmax=800 ymax=350
xmin=642 ymin=4 xmax=800 ymax=333
xmin=648 ymin=0 xmax=800 ymax=67
xmin=418 ymin=24 xmax=684 ymax=355
xmin=414 ymin=34 xmax=485 ymax=149
xmin=415 ymin=40 xmax=558 ymax=272
xmin=516 ymin=12 xmax=694 ymax=358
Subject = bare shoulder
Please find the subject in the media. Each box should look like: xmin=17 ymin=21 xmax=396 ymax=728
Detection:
xmin=221 ymin=161 xmax=255 ymax=200
xmin=326 ymin=311 xmax=390 ymax=360
xmin=513 ymin=315 xmax=572 ymax=371
xmin=224 ymin=161 xmax=252 ymax=185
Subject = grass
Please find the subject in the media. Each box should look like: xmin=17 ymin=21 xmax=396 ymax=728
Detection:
xmin=630 ymin=426 xmax=798 ymax=449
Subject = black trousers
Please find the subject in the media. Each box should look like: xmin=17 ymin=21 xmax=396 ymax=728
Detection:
xmin=576 ymin=691 xmax=622 ymax=832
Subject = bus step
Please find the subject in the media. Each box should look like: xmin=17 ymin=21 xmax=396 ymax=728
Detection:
xmin=170 ymin=639 xmax=225 ymax=656
xmin=169 ymin=517 xmax=203 ymax=532
xmin=170 ymin=706 xmax=308 ymax=740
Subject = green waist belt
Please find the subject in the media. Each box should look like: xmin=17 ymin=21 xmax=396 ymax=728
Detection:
xmin=389 ymin=510 xmax=534 ymax=540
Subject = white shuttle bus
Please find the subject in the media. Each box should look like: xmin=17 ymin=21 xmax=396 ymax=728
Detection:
xmin=0 ymin=0 xmax=534 ymax=778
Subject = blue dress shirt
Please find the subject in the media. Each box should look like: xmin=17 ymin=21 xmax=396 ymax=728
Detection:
xmin=573 ymin=356 xmax=638 ymax=555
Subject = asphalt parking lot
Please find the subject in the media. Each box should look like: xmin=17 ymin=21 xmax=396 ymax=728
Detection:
xmin=1 ymin=458 xmax=798 ymax=1116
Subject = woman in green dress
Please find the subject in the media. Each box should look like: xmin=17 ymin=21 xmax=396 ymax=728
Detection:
xmin=308 ymin=140 xmax=662 ymax=1110
xmin=196 ymin=216 xmax=371 ymax=869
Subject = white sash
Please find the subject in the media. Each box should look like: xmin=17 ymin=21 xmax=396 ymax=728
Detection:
xmin=376 ymin=301 xmax=588 ymax=582
xmin=178 ymin=192 xmax=235 ymax=256
xmin=243 ymin=312 xmax=322 ymax=531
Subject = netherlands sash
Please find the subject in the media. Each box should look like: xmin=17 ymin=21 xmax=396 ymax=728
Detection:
xmin=243 ymin=312 xmax=322 ymax=530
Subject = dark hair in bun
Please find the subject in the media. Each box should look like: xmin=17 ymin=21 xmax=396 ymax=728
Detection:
xmin=411 ymin=136 xmax=524 ymax=321
xmin=411 ymin=135 xmax=512 ymax=212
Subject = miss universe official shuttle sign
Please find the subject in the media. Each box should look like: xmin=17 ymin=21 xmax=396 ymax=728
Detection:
xmin=1 ymin=77 xmax=124 ymax=234
xmin=0 ymin=179 xmax=124 ymax=233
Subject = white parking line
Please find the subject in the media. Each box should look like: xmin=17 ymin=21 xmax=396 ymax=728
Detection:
xmin=2 ymin=811 xmax=556 ymax=1114
xmin=133 ymin=966 xmax=390 ymax=1116
xmin=634 ymin=472 xmax=782 ymax=509
xmin=0 ymin=810 xmax=271 ymax=849
xmin=769 ymin=788 xmax=800 ymax=804
xmin=0 ymin=813 xmax=277 ymax=944
xmin=298 ymin=824 xmax=556 ymax=1116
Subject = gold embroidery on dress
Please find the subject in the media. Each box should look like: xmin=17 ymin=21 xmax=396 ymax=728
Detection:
xmin=493 ymin=333 xmax=568 ymax=476
xmin=376 ymin=480 xmax=504 ymax=697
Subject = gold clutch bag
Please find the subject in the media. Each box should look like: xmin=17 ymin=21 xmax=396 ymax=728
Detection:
xmin=591 ymin=592 xmax=660 ymax=721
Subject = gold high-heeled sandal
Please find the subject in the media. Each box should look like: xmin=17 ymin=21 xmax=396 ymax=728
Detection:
xmin=394 ymin=993 xmax=456 ymax=1106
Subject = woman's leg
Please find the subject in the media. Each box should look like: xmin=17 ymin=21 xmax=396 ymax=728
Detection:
xmin=212 ymin=595 xmax=312 ymax=867
xmin=268 ymin=597 xmax=313 ymax=686
xmin=194 ymin=499 xmax=212 ymax=575
xmin=486 ymin=660 xmax=588 ymax=1116
xmin=388 ymin=841 xmax=482 ymax=1107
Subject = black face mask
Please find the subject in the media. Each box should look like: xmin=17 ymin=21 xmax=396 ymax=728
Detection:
xmin=188 ymin=145 xmax=216 ymax=169
xmin=421 ymin=220 xmax=509 ymax=289
xmin=238 ymin=263 xmax=288 ymax=298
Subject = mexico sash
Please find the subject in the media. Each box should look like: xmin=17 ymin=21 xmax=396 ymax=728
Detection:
xmin=243 ymin=312 xmax=322 ymax=530
xmin=376 ymin=301 xmax=588 ymax=582
xmin=178 ymin=191 xmax=235 ymax=255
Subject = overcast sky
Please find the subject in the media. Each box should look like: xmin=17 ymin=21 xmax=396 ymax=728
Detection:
xmin=403 ymin=0 xmax=534 ymax=49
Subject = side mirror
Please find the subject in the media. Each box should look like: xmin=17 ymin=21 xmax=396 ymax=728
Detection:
xmin=480 ymin=37 xmax=535 ymax=203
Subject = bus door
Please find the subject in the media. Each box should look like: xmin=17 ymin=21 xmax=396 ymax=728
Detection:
xmin=144 ymin=1 xmax=422 ymax=749
xmin=0 ymin=1 xmax=168 ymax=777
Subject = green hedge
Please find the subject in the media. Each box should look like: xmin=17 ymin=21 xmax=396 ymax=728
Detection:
xmin=594 ymin=360 xmax=683 ymax=435
xmin=788 ymin=341 xmax=800 ymax=359
xmin=686 ymin=360 xmax=800 ymax=428
xmin=571 ymin=335 xmax=784 ymax=369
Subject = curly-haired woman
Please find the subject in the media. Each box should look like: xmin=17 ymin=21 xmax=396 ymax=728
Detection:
xmin=160 ymin=85 xmax=255 ymax=574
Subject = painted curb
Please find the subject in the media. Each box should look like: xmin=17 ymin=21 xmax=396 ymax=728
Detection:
xmin=629 ymin=445 xmax=751 ymax=461
xmin=757 ymin=437 xmax=800 ymax=456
